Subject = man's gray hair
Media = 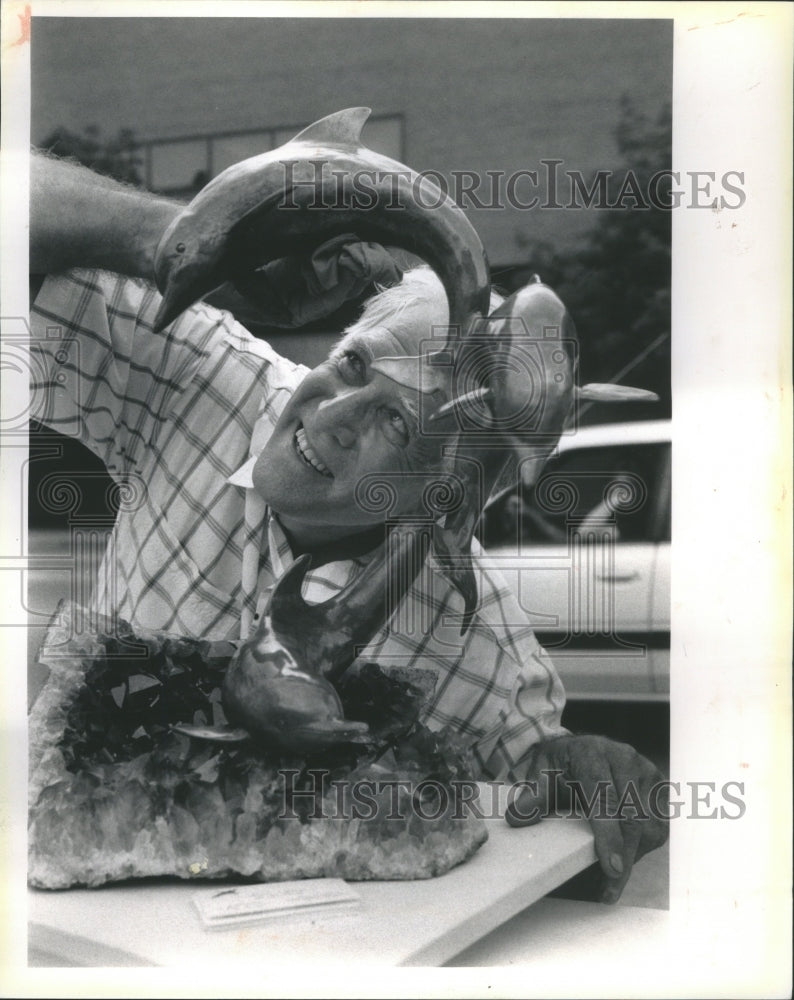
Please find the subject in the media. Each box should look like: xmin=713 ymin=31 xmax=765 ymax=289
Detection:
xmin=345 ymin=265 xmax=503 ymax=340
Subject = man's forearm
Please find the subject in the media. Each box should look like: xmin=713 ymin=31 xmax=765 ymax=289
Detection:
xmin=30 ymin=149 xmax=179 ymax=280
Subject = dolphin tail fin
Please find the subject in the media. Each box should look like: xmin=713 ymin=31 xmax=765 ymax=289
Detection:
xmin=290 ymin=107 xmax=372 ymax=148
xmin=576 ymin=383 xmax=660 ymax=403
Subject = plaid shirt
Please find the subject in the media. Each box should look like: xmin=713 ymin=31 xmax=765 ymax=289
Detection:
xmin=30 ymin=270 xmax=566 ymax=781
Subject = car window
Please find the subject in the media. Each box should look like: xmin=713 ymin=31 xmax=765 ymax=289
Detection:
xmin=479 ymin=441 xmax=670 ymax=548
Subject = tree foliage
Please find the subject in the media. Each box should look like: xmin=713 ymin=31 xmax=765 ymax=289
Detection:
xmin=498 ymin=96 xmax=672 ymax=419
xmin=39 ymin=124 xmax=144 ymax=187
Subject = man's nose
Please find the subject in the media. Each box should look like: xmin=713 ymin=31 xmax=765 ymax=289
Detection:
xmin=316 ymin=388 xmax=370 ymax=448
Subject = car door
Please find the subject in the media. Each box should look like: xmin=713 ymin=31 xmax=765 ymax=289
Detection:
xmin=480 ymin=434 xmax=670 ymax=700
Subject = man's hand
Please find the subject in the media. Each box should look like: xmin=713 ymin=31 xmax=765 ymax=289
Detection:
xmin=506 ymin=734 xmax=669 ymax=904
xmin=208 ymin=235 xmax=420 ymax=330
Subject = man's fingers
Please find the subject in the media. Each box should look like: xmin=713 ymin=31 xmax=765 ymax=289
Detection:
xmin=590 ymin=814 xmax=628 ymax=879
xmin=562 ymin=754 xmax=645 ymax=892
xmin=558 ymin=754 xmax=626 ymax=877
xmin=597 ymin=819 xmax=644 ymax=904
xmin=505 ymin=784 xmax=546 ymax=827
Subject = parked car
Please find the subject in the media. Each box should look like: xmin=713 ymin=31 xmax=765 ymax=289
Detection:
xmin=478 ymin=420 xmax=670 ymax=701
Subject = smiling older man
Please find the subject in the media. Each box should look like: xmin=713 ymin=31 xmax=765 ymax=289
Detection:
xmin=250 ymin=268 xmax=458 ymax=545
xmin=28 ymin=148 xmax=668 ymax=903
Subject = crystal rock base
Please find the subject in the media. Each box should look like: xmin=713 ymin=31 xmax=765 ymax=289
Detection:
xmin=28 ymin=604 xmax=488 ymax=890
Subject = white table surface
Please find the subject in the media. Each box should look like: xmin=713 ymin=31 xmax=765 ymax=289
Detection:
xmin=28 ymin=807 xmax=597 ymax=968
xmin=447 ymin=896 xmax=670 ymax=967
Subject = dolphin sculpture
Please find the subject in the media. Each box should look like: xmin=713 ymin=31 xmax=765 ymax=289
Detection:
xmin=429 ymin=276 xmax=659 ymax=628
xmin=175 ymin=520 xmax=433 ymax=753
xmin=152 ymin=106 xmax=491 ymax=333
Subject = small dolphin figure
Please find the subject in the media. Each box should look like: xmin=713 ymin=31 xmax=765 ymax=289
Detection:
xmin=174 ymin=523 xmax=433 ymax=755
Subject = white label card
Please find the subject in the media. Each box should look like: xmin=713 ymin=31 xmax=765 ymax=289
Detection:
xmin=193 ymin=879 xmax=361 ymax=929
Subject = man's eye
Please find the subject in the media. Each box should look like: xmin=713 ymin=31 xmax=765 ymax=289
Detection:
xmin=383 ymin=408 xmax=409 ymax=444
xmin=337 ymin=350 xmax=366 ymax=381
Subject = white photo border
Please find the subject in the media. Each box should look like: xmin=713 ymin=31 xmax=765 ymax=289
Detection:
xmin=1 ymin=2 xmax=791 ymax=997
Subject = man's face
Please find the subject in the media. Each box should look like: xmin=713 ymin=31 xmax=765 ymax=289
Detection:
xmin=252 ymin=296 xmax=451 ymax=541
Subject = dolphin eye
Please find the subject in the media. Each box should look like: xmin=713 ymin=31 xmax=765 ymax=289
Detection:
xmin=175 ymin=242 xmax=186 ymax=254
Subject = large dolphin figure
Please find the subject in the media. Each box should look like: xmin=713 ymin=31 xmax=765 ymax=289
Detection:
xmin=152 ymin=106 xmax=491 ymax=333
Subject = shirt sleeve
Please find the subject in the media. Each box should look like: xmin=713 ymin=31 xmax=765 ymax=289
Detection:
xmin=470 ymin=635 xmax=569 ymax=785
xmin=437 ymin=541 xmax=569 ymax=785
xmin=29 ymin=269 xmax=232 ymax=480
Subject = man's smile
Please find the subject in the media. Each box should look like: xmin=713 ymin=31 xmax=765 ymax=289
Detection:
xmin=293 ymin=424 xmax=334 ymax=478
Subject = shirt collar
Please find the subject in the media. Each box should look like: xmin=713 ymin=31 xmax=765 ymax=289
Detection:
xmin=227 ymin=453 xmax=258 ymax=488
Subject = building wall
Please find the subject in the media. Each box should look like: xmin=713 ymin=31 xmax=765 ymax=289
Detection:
xmin=31 ymin=16 xmax=672 ymax=266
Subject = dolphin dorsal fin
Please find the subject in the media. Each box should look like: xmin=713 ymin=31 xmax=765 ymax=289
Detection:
xmin=290 ymin=107 xmax=372 ymax=147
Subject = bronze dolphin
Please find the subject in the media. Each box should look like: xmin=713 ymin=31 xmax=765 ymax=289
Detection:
xmin=152 ymin=107 xmax=490 ymax=334
xmin=431 ymin=277 xmax=658 ymax=628
xmin=176 ymin=522 xmax=433 ymax=754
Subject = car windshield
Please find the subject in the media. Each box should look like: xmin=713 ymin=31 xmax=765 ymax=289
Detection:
xmin=479 ymin=440 xmax=670 ymax=548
